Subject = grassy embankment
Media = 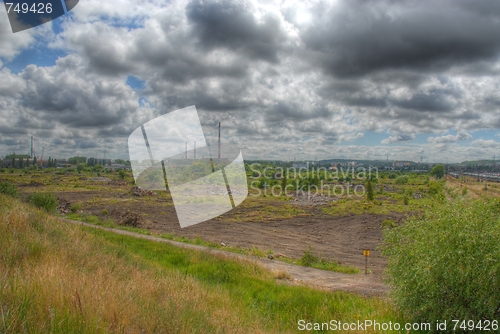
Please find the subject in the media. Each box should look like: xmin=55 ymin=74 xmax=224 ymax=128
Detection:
xmin=0 ymin=194 xmax=399 ymax=333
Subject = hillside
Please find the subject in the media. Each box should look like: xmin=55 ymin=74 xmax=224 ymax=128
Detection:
xmin=0 ymin=194 xmax=397 ymax=333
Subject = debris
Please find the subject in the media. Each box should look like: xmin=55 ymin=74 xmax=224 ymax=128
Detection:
xmin=221 ymin=242 xmax=226 ymax=247
xmin=131 ymin=186 xmax=157 ymax=196
xmin=57 ymin=199 xmax=71 ymax=214
xmin=88 ymin=177 xmax=111 ymax=182
xmin=108 ymin=180 xmax=128 ymax=186
xmin=117 ymin=212 xmax=143 ymax=227
xmin=268 ymin=254 xmax=274 ymax=260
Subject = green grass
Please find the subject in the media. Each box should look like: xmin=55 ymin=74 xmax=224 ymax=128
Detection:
xmin=0 ymin=194 xmax=400 ymax=333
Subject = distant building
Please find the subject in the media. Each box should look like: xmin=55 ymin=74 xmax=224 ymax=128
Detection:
xmin=105 ymin=163 xmax=131 ymax=171
xmin=292 ymin=162 xmax=308 ymax=169
xmin=393 ymin=161 xmax=411 ymax=168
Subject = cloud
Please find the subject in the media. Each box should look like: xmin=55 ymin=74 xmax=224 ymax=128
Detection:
xmin=427 ymin=132 xmax=472 ymax=144
xmin=2 ymin=0 xmax=500 ymax=162
xmin=186 ymin=0 xmax=287 ymax=63
xmin=381 ymin=134 xmax=416 ymax=144
xmin=300 ymin=0 xmax=500 ymax=78
xmin=471 ymin=139 xmax=499 ymax=148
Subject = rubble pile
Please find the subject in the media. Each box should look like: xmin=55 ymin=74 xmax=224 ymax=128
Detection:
xmin=116 ymin=211 xmax=143 ymax=227
xmin=292 ymin=193 xmax=336 ymax=206
xmin=57 ymin=199 xmax=71 ymax=214
xmin=131 ymin=186 xmax=157 ymax=196
xmin=88 ymin=177 xmax=111 ymax=182
xmin=108 ymin=180 xmax=128 ymax=186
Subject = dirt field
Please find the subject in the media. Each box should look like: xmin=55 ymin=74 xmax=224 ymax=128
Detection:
xmin=52 ymin=185 xmax=407 ymax=280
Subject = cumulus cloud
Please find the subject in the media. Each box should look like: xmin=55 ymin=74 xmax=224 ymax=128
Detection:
xmin=427 ymin=132 xmax=472 ymax=144
xmin=1 ymin=0 xmax=500 ymax=162
xmin=381 ymin=134 xmax=416 ymax=144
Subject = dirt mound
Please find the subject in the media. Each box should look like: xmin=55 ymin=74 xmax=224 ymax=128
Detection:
xmin=58 ymin=199 xmax=71 ymax=214
xmin=108 ymin=180 xmax=128 ymax=186
xmin=28 ymin=181 xmax=44 ymax=187
xmin=88 ymin=177 xmax=111 ymax=182
xmin=131 ymin=186 xmax=157 ymax=196
xmin=117 ymin=212 xmax=143 ymax=227
xmin=291 ymin=193 xmax=337 ymax=206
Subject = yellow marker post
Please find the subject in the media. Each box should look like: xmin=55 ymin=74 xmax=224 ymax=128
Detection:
xmin=363 ymin=250 xmax=370 ymax=275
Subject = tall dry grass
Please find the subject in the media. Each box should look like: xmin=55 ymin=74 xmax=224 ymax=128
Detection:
xmin=0 ymin=195 xmax=271 ymax=333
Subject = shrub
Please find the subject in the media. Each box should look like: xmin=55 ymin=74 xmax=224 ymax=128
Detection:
xmin=427 ymin=180 xmax=443 ymax=195
xmin=381 ymin=199 xmax=500 ymax=325
xmin=118 ymin=169 xmax=127 ymax=180
xmin=462 ymin=187 xmax=468 ymax=196
xmin=395 ymin=175 xmax=409 ymax=184
xmin=28 ymin=192 xmax=59 ymax=213
xmin=381 ymin=219 xmax=396 ymax=229
xmin=300 ymin=246 xmax=319 ymax=267
xmin=70 ymin=203 xmax=83 ymax=212
xmin=0 ymin=181 xmax=18 ymax=197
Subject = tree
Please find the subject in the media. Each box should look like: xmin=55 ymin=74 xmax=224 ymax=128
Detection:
xmin=430 ymin=164 xmax=445 ymax=179
xmin=69 ymin=156 xmax=87 ymax=165
xmin=366 ymin=179 xmax=374 ymax=201
xmin=76 ymin=163 xmax=87 ymax=172
xmin=92 ymin=164 xmax=103 ymax=172
xmin=381 ymin=199 xmax=500 ymax=325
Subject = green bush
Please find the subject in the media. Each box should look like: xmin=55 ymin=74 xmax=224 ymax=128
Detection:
xmin=427 ymin=180 xmax=443 ymax=195
xmin=28 ymin=192 xmax=59 ymax=213
xmin=300 ymin=246 xmax=319 ymax=267
xmin=0 ymin=181 xmax=18 ymax=197
xmin=381 ymin=199 xmax=500 ymax=326
xmin=70 ymin=203 xmax=83 ymax=212
xmin=381 ymin=219 xmax=396 ymax=229
xmin=395 ymin=175 xmax=409 ymax=184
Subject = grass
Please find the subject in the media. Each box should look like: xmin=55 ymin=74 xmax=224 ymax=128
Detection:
xmin=0 ymin=194 xmax=399 ymax=333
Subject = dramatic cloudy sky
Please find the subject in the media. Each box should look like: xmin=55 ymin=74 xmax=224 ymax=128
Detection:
xmin=2 ymin=0 xmax=500 ymax=163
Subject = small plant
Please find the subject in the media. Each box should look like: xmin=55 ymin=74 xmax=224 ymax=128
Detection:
xmin=101 ymin=208 xmax=109 ymax=216
xmin=28 ymin=192 xmax=59 ymax=213
xmin=70 ymin=203 xmax=83 ymax=213
xmin=462 ymin=187 xmax=468 ymax=196
xmin=119 ymin=169 xmax=127 ymax=180
xmin=300 ymin=245 xmax=319 ymax=267
xmin=381 ymin=219 xmax=397 ymax=228
xmin=403 ymin=195 xmax=409 ymax=205
xmin=0 ymin=181 xmax=18 ymax=197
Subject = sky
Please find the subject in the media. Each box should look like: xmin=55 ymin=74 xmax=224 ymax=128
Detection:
xmin=1 ymin=0 xmax=500 ymax=163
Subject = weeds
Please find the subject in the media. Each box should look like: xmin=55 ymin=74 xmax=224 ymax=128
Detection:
xmin=0 ymin=181 xmax=17 ymax=197
xmin=28 ymin=192 xmax=59 ymax=213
